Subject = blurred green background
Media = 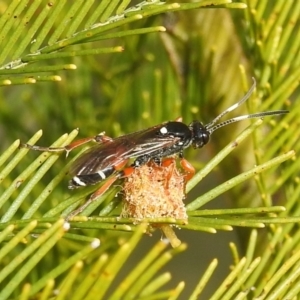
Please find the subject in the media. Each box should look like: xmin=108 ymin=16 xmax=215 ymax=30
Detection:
xmin=0 ymin=0 xmax=299 ymax=298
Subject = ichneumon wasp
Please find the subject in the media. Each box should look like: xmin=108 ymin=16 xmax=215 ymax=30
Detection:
xmin=22 ymin=79 xmax=288 ymax=219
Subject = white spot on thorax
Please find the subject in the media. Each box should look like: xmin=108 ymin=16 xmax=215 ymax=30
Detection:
xmin=160 ymin=127 xmax=168 ymax=134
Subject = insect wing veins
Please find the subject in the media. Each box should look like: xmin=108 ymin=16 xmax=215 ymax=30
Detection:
xmin=69 ymin=125 xmax=181 ymax=176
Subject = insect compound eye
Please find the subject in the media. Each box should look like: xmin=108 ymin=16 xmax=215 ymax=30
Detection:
xmin=189 ymin=121 xmax=210 ymax=149
xmin=193 ymin=131 xmax=210 ymax=148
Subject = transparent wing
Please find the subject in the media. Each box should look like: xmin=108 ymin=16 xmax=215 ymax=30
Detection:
xmin=69 ymin=124 xmax=179 ymax=175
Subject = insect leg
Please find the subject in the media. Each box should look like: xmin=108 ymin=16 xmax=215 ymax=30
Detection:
xmin=22 ymin=132 xmax=113 ymax=156
xmin=64 ymin=133 xmax=113 ymax=152
xmin=66 ymin=175 xmax=120 ymax=220
xmin=180 ymin=157 xmax=195 ymax=181
xmin=161 ymin=157 xmax=176 ymax=168
xmin=160 ymin=158 xmax=177 ymax=189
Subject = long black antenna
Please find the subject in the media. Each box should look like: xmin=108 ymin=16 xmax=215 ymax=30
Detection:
xmin=205 ymin=78 xmax=288 ymax=134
